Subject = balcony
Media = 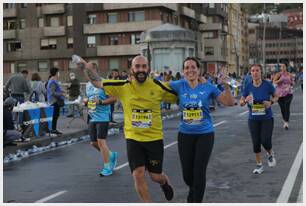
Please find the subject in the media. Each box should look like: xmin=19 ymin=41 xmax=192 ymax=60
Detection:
xmin=3 ymin=30 xmax=17 ymax=39
xmin=182 ymin=6 xmax=195 ymax=19
xmin=207 ymin=7 xmax=227 ymax=18
xmin=103 ymin=3 xmax=178 ymax=11
xmin=84 ymin=20 xmax=162 ymax=34
xmin=200 ymin=23 xmax=222 ymax=31
xmin=43 ymin=26 xmax=66 ymax=36
xmin=199 ymin=14 xmax=207 ymax=24
xmin=97 ymin=44 xmax=140 ymax=56
xmin=42 ymin=4 xmax=65 ymax=15
xmin=3 ymin=8 xmax=17 ymax=18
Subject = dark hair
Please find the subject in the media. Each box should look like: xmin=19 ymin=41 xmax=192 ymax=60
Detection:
xmin=21 ymin=70 xmax=28 ymax=74
xmin=111 ymin=69 xmax=119 ymax=72
xmin=31 ymin=73 xmax=41 ymax=81
xmin=183 ymin=57 xmax=200 ymax=69
xmin=249 ymin=64 xmax=263 ymax=72
xmin=50 ymin=67 xmax=59 ymax=76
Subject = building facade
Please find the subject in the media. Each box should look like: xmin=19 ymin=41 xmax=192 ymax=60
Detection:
xmin=200 ymin=3 xmax=228 ymax=75
xmin=3 ymin=3 xmax=208 ymax=81
xmin=248 ymin=23 xmax=303 ymax=68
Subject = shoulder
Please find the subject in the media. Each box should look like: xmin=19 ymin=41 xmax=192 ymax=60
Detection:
xmin=103 ymin=79 xmax=130 ymax=86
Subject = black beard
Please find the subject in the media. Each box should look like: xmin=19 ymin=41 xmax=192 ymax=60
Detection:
xmin=134 ymin=72 xmax=148 ymax=83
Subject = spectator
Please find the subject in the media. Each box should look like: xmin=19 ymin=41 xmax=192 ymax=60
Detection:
xmin=3 ymin=97 xmax=25 ymax=147
xmin=155 ymin=72 xmax=164 ymax=81
xmin=67 ymin=72 xmax=80 ymax=117
xmin=47 ymin=67 xmax=65 ymax=135
xmin=30 ymin=73 xmax=47 ymax=102
xmin=5 ymin=70 xmax=31 ymax=104
xmin=120 ymin=70 xmax=129 ymax=80
xmin=175 ymin=72 xmax=182 ymax=80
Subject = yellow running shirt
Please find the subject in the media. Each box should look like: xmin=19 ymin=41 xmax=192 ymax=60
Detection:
xmin=103 ymin=78 xmax=177 ymax=142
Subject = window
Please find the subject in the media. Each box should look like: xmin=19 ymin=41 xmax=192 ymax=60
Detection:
xmin=50 ymin=17 xmax=59 ymax=27
xmin=130 ymin=34 xmax=140 ymax=45
xmin=7 ymin=41 xmax=22 ymax=52
xmin=203 ymin=31 xmax=217 ymax=39
xmin=38 ymin=18 xmax=44 ymax=27
xmin=88 ymin=14 xmax=97 ymax=24
xmin=4 ymin=3 xmax=16 ymax=9
xmin=209 ymin=3 xmax=215 ymax=8
xmin=110 ymin=35 xmax=118 ymax=45
xmin=67 ymin=37 xmax=73 ymax=48
xmin=20 ymin=19 xmax=26 ymax=29
xmin=21 ymin=3 xmax=27 ymax=8
xmin=41 ymin=39 xmax=57 ymax=49
xmin=16 ymin=63 xmax=26 ymax=72
xmin=109 ymin=58 xmax=119 ymax=70
xmin=128 ymin=11 xmax=144 ymax=22
xmin=87 ymin=36 xmax=96 ymax=47
xmin=189 ymin=48 xmax=194 ymax=57
xmin=204 ymin=47 xmax=214 ymax=56
xmin=108 ymin=13 xmax=117 ymax=23
xmin=38 ymin=61 xmax=48 ymax=72
xmin=67 ymin=16 xmax=73 ymax=27
xmin=4 ymin=19 xmax=17 ymax=30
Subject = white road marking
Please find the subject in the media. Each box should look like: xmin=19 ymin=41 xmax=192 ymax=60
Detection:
xmin=276 ymin=143 xmax=303 ymax=203
xmin=297 ymin=181 xmax=303 ymax=203
xmin=113 ymin=121 xmax=227 ymax=171
xmin=35 ymin=190 xmax=67 ymax=203
xmin=239 ymin=111 xmax=248 ymax=116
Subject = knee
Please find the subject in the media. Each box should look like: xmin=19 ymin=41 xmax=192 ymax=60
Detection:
xmin=149 ymin=173 xmax=162 ymax=183
xmin=133 ymin=167 xmax=146 ymax=184
xmin=90 ymin=141 xmax=98 ymax=147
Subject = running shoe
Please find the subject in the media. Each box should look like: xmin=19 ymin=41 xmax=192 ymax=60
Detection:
xmin=268 ymin=154 xmax=277 ymax=167
xmin=253 ymin=164 xmax=264 ymax=174
xmin=110 ymin=152 xmax=118 ymax=170
xmin=99 ymin=166 xmax=112 ymax=176
xmin=160 ymin=181 xmax=174 ymax=201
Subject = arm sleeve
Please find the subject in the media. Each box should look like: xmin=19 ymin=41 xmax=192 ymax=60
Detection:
xmin=102 ymin=79 xmax=127 ymax=99
xmin=210 ymin=84 xmax=222 ymax=98
xmin=50 ymin=82 xmax=62 ymax=98
xmin=161 ymin=82 xmax=177 ymax=104
xmin=169 ymin=80 xmax=181 ymax=94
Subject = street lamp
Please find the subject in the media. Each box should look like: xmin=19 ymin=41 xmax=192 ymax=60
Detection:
xmin=220 ymin=31 xmax=239 ymax=77
xmin=145 ymin=35 xmax=151 ymax=69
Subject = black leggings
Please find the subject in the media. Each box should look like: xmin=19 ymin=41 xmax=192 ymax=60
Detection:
xmin=248 ymin=118 xmax=274 ymax=153
xmin=278 ymin=94 xmax=293 ymax=122
xmin=51 ymin=102 xmax=61 ymax=130
xmin=178 ymin=132 xmax=214 ymax=203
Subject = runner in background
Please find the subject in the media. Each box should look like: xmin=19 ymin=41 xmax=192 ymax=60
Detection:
xmin=240 ymin=64 xmax=278 ymax=174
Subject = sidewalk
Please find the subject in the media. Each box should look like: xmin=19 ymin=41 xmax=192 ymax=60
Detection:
xmin=4 ymin=109 xmax=180 ymax=156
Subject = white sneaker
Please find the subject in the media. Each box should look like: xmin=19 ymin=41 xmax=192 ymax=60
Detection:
xmin=253 ymin=164 xmax=264 ymax=174
xmin=268 ymin=154 xmax=277 ymax=167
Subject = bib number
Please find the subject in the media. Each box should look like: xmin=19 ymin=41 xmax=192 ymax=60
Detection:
xmin=132 ymin=109 xmax=152 ymax=128
xmin=87 ymin=101 xmax=97 ymax=110
xmin=183 ymin=108 xmax=203 ymax=124
xmin=251 ymin=104 xmax=266 ymax=116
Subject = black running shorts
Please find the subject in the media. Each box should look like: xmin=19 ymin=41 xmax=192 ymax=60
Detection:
xmin=126 ymin=139 xmax=164 ymax=174
xmin=89 ymin=122 xmax=109 ymax=141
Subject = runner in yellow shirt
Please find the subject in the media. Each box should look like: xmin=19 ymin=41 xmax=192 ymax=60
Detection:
xmin=75 ymin=55 xmax=176 ymax=202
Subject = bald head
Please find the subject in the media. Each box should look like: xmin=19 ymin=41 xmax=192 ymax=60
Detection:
xmin=131 ymin=55 xmax=150 ymax=83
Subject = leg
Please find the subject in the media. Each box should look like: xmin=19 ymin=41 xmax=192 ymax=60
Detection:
xmin=52 ymin=103 xmax=60 ymax=131
xmin=126 ymin=139 xmax=148 ymax=202
xmin=248 ymin=119 xmax=262 ymax=164
xmin=177 ymin=132 xmax=196 ymax=202
xmin=89 ymin=122 xmax=99 ymax=151
xmin=96 ymin=122 xmax=110 ymax=163
xmin=284 ymin=94 xmax=293 ymax=123
xmin=192 ymin=133 xmax=214 ymax=203
xmin=261 ymin=118 xmax=274 ymax=153
xmin=90 ymin=141 xmax=100 ymax=151
xmin=133 ymin=166 xmax=151 ymax=202
xmin=277 ymin=97 xmax=287 ymax=123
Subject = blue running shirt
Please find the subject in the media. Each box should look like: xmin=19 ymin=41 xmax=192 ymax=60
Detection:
xmin=169 ymin=79 xmax=221 ymax=134
xmin=243 ymin=80 xmax=275 ymax=120
xmin=86 ymin=82 xmax=111 ymax=122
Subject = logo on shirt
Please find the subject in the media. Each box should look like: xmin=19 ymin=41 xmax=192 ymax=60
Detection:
xmin=190 ymin=94 xmax=198 ymax=99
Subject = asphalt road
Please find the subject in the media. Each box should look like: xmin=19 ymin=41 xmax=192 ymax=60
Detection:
xmin=3 ymin=87 xmax=303 ymax=203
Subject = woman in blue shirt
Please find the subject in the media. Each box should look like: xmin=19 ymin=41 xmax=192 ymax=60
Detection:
xmin=240 ymin=64 xmax=278 ymax=174
xmin=169 ymin=57 xmax=235 ymax=203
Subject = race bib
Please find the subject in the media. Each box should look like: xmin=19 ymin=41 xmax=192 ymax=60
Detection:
xmin=183 ymin=108 xmax=203 ymax=124
xmin=251 ymin=104 xmax=266 ymax=116
xmin=87 ymin=101 xmax=97 ymax=110
xmin=132 ymin=109 xmax=152 ymax=128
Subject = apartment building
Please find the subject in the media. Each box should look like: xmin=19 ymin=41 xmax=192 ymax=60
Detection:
xmin=248 ymin=24 xmax=303 ymax=66
xmin=3 ymin=3 xmax=207 ymax=81
xmin=200 ymin=3 xmax=228 ymax=75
